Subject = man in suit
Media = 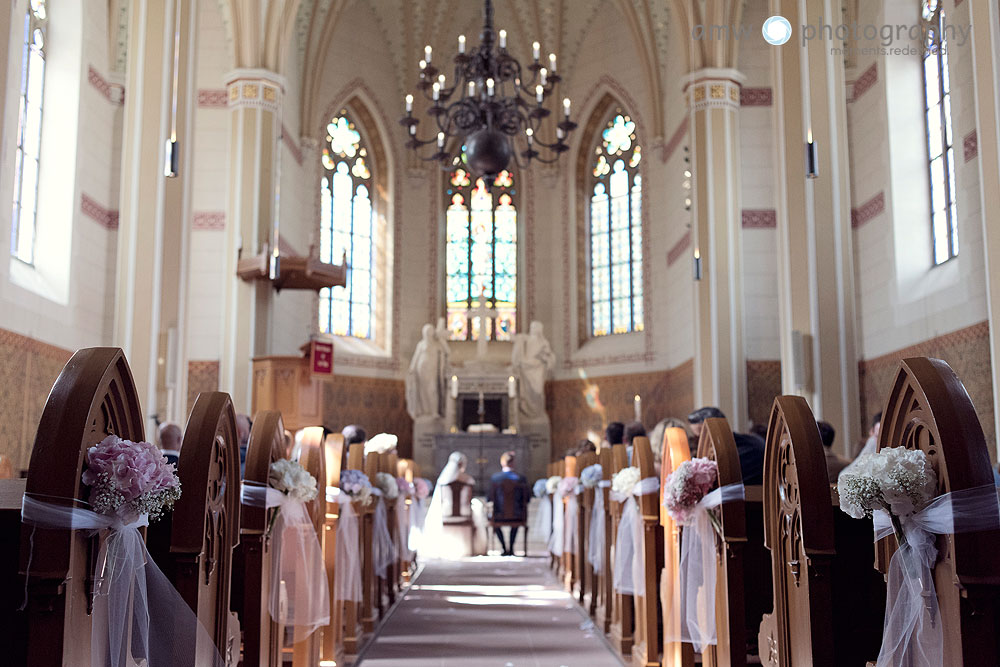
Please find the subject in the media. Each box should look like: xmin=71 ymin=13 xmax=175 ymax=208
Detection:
xmin=687 ymin=406 xmax=766 ymax=485
xmin=489 ymin=451 xmax=529 ymax=556
xmin=818 ymin=420 xmax=850 ymax=482
xmin=158 ymin=422 xmax=183 ymax=466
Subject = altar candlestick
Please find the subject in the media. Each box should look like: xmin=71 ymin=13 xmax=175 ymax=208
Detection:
xmin=450 ymin=375 xmax=459 ymax=399
xmin=634 ymin=394 xmax=642 ymax=422
xmin=508 ymin=375 xmax=517 ymax=398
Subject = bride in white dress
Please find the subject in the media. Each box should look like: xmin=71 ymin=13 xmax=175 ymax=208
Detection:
xmin=419 ymin=451 xmax=487 ymax=558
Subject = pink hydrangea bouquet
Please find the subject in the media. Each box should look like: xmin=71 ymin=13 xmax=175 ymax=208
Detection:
xmin=82 ymin=435 xmax=181 ymax=524
xmin=558 ymin=476 xmax=579 ymax=496
xmin=662 ymin=458 xmax=718 ymax=526
xmin=396 ymin=477 xmax=413 ymax=497
xmin=414 ymin=477 xmax=432 ymax=500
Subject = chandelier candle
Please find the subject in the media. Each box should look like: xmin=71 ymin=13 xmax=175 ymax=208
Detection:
xmin=399 ymin=0 xmax=577 ymax=180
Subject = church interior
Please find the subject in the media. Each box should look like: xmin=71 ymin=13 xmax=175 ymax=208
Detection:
xmin=2 ymin=0 xmax=1000 ymax=665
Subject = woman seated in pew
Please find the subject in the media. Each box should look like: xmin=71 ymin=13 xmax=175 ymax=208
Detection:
xmin=688 ymin=406 xmax=766 ymax=484
xmin=419 ymin=451 xmax=487 ymax=558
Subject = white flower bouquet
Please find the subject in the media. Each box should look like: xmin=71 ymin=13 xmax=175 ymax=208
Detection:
xmin=340 ymin=469 xmax=374 ymax=506
xmin=581 ymin=463 xmax=604 ymax=489
xmin=269 ymin=459 xmax=319 ymax=502
xmin=839 ymin=447 xmax=937 ymax=544
xmin=375 ymin=471 xmax=399 ymax=500
xmin=545 ymin=475 xmax=562 ymax=495
xmin=611 ymin=466 xmax=641 ymax=498
xmin=364 ymin=433 xmax=398 ymax=455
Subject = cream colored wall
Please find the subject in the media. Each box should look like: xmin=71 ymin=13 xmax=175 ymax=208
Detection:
xmin=0 ymin=0 xmax=121 ymax=352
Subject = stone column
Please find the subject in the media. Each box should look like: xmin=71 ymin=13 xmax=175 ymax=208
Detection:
xmin=968 ymin=0 xmax=1000 ymax=458
xmin=219 ymin=71 xmax=284 ymax=411
xmin=686 ymin=70 xmax=748 ymax=430
xmin=770 ymin=0 xmax=860 ymax=444
xmin=115 ymin=0 xmax=197 ymax=423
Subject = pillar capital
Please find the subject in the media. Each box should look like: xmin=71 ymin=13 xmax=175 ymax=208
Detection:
xmin=225 ymin=68 xmax=285 ymax=111
xmin=683 ymin=68 xmax=745 ymax=112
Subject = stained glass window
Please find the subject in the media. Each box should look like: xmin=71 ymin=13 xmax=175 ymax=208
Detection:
xmin=922 ymin=0 xmax=957 ymax=265
xmin=446 ymin=168 xmax=517 ymax=341
xmin=10 ymin=0 xmax=47 ymax=265
xmin=590 ymin=112 xmax=643 ymax=337
xmin=319 ymin=112 xmax=374 ymax=338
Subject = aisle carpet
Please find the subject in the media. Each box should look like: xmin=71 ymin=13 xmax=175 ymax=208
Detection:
xmin=357 ymin=556 xmax=624 ymax=667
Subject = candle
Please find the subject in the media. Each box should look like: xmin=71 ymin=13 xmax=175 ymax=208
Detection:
xmin=419 ymin=59 xmax=426 ymax=70
xmin=468 ymin=81 xmax=476 ymax=97
xmin=487 ymin=78 xmax=495 ymax=96
xmin=451 ymin=375 xmax=459 ymax=399
xmin=549 ymin=52 xmax=557 ymax=71
xmin=508 ymin=375 xmax=516 ymax=398
xmin=437 ymin=131 xmax=444 ymax=148
xmin=563 ymin=97 xmax=571 ymax=116
xmin=532 ymin=41 xmax=540 ymax=60
xmin=424 ymin=45 xmax=432 ymax=63
xmin=432 ymin=82 xmax=440 ymax=100
xmin=405 ymin=94 xmax=413 ymax=112
xmin=535 ymin=84 xmax=544 ymax=103
xmin=634 ymin=394 xmax=642 ymax=422
xmin=499 ymin=29 xmax=507 ymax=48
xmin=438 ymin=73 xmax=446 ymax=87
xmin=458 ymin=34 xmax=466 ymax=53
xmin=526 ymin=127 xmax=533 ymax=144
xmin=540 ymin=67 xmax=547 ymax=85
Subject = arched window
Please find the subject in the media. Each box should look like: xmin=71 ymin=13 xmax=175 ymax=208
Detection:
xmin=319 ymin=112 xmax=374 ymax=338
xmin=10 ymin=0 xmax=47 ymax=265
xmin=922 ymin=0 xmax=957 ymax=265
xmin=589 ymin=112 xmax=643 ymax=336
xmin=445 ymin=168 xmax=517 ymax=341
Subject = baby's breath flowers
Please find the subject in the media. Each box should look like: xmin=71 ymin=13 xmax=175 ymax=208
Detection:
xmin=81 ymin=435 xmax=181 ymax=524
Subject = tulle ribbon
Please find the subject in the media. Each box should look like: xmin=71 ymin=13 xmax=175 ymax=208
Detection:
xmin=666 ymin=483 xmax=745 ymax=651
xmin=613 ymin=477 xmax=660 ymax=594
xmin=564 ymin=491 xmax=580 ymax=555
xmin=241 ymin=482 xmax=330 ymax=636
xmin=20 ymin=495 xmax=224 ymax=667
xmin=408 ymin=497 xmax=428 ymax=553
xmin=328 ymin=487 xmax=362 ymax=603
xmin=396 ymin=495 xmax=413 ymax=562
xmin=588 ymin=480 xmax=611 ymax=574
xmin=532 ymin=492 xmax=553 ymax=542
xmin=370 ymin=489 xmax=396 ymax=579
xmin=549 ymin=490 xmax=565 ymax=557
xmin=871 ymin=484 xmax=1000 ymax=667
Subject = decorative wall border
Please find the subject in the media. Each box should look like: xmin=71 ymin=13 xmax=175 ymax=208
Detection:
xmin=663 ymin=116 xmax=690 ymax=163
xmin=667 ymin=230 xmax=691 ymax=267
xmin=851 ymin=190 xmax=885 ymax=228
xmin=848 ymin=63 xmax=878 ymax=103
xmin=964 ymin=129 xmax=978 ymax=163
xmin=741 ymin=208 xmax=777 ymax=228
xmin=87 ymin=65 xmax=124 ymax=105
xmin=740 ymin=87 xmax=772 ymax=107
xmin=81 ymin=193 xmax=119 ymax=230
xmin=281 ymin=123 xmax=303 ymax=166
xmin=192 ymin=211 xmax=225 ymax=230
xmin=197 ymin=89 xmax=228 ymax=108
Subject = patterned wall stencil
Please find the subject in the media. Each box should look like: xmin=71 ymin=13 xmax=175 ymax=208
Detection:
xmin=322 ymin=375 xmax=413 ymax=457
xmin=187 ymin=360 xmax=220 ymax=413
xmin=747 ymin=360 xmax=782 ymax=428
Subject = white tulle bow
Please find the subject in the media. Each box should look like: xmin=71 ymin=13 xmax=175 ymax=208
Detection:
xmin=666 ymin=483 xmax=745 ymax=651
xmin=21 ymin=495 xmax=224 ymax=667
xmin=870 ymin=484 xmax=1000 ymax=667
xmin=241 ymin=482 xmax=330 ymax=636
xmin=370 ymin=489 xmax=395 ymax=579
xmin=549 ymin=489 xmax=565 ymax=557
xmin=613 ymin=477 xmax=660 ymax=594
xmin=395 ymin=495 xmax=413 ymax=562
xmin=563 ymin=493 xmax=579 ymax=555
xmin=327 ymin=487 xmax=363 ymax=603
xmin=588 ymin=480 xmax=611 ymax=574
xmin=533 ymin=493 xmax=553 ymax=543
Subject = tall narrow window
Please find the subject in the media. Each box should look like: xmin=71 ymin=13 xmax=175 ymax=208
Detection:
xmin=10 ymin=0 xmax=47 ymax=265
xmin=922 ymin=0 xmax=957 ymax=265
xmin=319 ymin=112 xmax=374 ymax=338
xmin=445 ymin=168 xmax=517 ymax=341
xmin=589 ymin=112 xmax=643 ymax=337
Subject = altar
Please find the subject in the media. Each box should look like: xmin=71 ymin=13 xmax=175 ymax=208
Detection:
xmin=432 ymin=433 xmax=528 ymax=496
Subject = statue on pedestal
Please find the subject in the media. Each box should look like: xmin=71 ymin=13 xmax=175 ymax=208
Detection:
xmin=406 ymin=324 xmax=448 ymax=419
xmin=511 ymin=320 xmax=556 ymax=420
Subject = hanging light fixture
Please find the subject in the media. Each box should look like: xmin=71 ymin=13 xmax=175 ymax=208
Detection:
xmin=399 ymin=0 xmax=576 ymax=180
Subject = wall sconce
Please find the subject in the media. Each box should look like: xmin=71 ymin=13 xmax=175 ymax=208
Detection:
xmin=164 ymin=138 xmax=178 ymax=178
xmin=805 ymin=128 xmax=818 ymax=179
xmin=693 ymin=247 xmax=702 ymax=281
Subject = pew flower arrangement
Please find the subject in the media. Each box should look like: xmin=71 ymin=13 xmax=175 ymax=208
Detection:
xmin=663 ymin=458 xmax=720 ymax=527
xmin=364 ymin=432 xmax=398 ymax=455
xmin=396 ymin=476 xmax=413 ymax=497
xmin=268 ymin=459 xmax=319 ymax=502
xmin=611 ymin=466 xmax=641 ymax=498
xmin=414 ymin=477 xmax=433 ymax=499
xmin=581 ymin=464 xmax=603 ymax=489
xmin=838 ymin=447 xmax=937 ymax=541
xmin=558 ymin=476 xmax=579 ymax=496
xmin=375 ymin=471 xmax=399 ymax=500
xmin=339 ymin=469 xmax=374 ymax=506
xmin=82 ymin=435 xmax=181 ymax=524
xmin=533 ymin=478 xmax=548 ymax=498
xmin=545 ymin=475 xmax=562 ymax=495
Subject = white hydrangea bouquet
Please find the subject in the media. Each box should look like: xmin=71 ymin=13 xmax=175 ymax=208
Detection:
xmin=365 ymin=433 xmax=398 ymax=455
xmin=375 ymin=471 xmax=399 ymax=500
xmin=545 ymin=475 xmax=562 ymax=495
xmin=267 ymin=458 xmax=318 ymax=535
xmin=838 ymin=447 xmax=937 ymax=544
xmin=581 ymin=463 xmax=604 ymax=489
xmin=611 ymin=466 xmax=641 ymax=500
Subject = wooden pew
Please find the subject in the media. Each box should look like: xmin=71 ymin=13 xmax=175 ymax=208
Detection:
xmin=563 ymin=455 xmax=578 ymax=590
xmin=875 ymin=357 xmax=1000 ymax=665
xmin=321 ymin=433 xmax=345 ymax=664
xmin=659 ymin=427 xmax=695 ymax=667
xmin=595 ymin=446 xmax=614 ymax=632
xmin=343 ymin=442 xmax=366 ymax=653
xmin=757 ymin=396 xmax=884 ymax=666
xmin=159 ymin=392 xmax=242 ymax=665
xmin=365 ymin=449 xmax=385 ymax=623
xmin=397 ymin=458 xmax=415 ymax=581
xmin=548 ymin=461 xmax=559 ymax=571
xmin=0 ymin=476 xmax=27 ymax=666
xmin=379 ymin=451 xmax=399 ymax=605
xmin=235 ymin=410 xmax=287 ymax=667
xmin=290 ymin=426 xmax=327 ymax=667
xmin=576 ymin=451 xmax=598 ymax=606
xmin=632 ymin=436 xmax=664 ymax=667
xmin=17 ymin=347 xmax=145 ymax=666
xmin=609 ymin=443 xmax=634 ymax=655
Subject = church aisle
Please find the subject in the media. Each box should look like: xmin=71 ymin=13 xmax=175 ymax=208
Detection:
xmin=356 ymin=556 xmax=624 ymax=667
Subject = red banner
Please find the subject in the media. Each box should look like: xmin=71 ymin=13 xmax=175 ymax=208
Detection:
xmin=311 ymin=340 xmax=334 ymax=377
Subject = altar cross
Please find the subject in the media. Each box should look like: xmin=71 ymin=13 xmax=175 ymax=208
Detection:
xmin=466 ymin=289 xmax=498 ymax=359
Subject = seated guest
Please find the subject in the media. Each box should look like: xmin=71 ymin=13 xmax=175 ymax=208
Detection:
xmin=748 ymin=421 xmax=768 ymax=441
xmin=158 ymin=422 xmax=183 ymax=466
xmin=854 ymin=411 xmax=882 ymax=459
xmin=488 ymin=451 xmax=529 ymax=556
xmin=236 ymin=414 xmax=252 ymax=478
xmin=624 ymin=421 xmax=646 ymax=444
xmin=605 ymin=421 xmax=625 ymax=447
xmin=342 ymin=424 xmax=367 ymax=446
xmin=687 ymin=406 xmax=766 ymax=485
xmin=818 ymin=420 xmax=850 ymax=482
xmin=575 ymin=439 xmax=597 ymax=456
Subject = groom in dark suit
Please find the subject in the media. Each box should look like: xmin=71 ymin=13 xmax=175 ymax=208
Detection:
xmin=489 ymin=451 xmax=529 ymax=556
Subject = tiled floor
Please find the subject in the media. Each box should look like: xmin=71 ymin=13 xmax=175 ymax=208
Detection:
xmin=356 ymin=556 xmax=624 ymax=667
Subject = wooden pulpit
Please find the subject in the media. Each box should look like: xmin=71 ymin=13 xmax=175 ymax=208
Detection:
xmin=251 ymin=340 xmax=333 ymax=431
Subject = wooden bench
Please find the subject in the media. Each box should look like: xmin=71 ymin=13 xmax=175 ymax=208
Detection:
xmin=659 ymin=427 xmax=695 ymax=667
xmin=632 ymin=436 xmax=664 ymax=667
xmin=609 ymin=443 xmax=634 ymax=655
xmin=595 ymin=446 xmax=614 ymax=632
xmin=576 ymin=451 xmax=599 ymax=605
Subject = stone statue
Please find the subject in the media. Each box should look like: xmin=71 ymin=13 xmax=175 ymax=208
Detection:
xmin=511 ymin=320 xmax=556 ymax=420
xmin=406 ymin=324 xmax=447 ymax=419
